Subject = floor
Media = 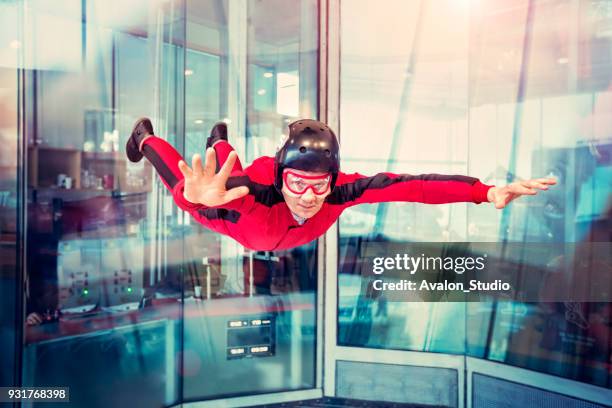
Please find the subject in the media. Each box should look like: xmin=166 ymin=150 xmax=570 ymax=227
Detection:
xmin=254 ymin=397 xmax=445 ymax=408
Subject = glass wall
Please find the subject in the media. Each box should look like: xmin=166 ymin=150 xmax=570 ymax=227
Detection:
xmin=466 ymin=0 xmax=612 ymax=388
xmin=181 ymin=0 xmax=319 ymax=401
xmin=338 ymin=0 xmax=470 ymax=355
xmin=3 ymin=0 xmax=321 ymax=405
xmin=0 ymin=0 xmax=21 ymax=390
xmin=19 ymin=1 xmax=185 ymax=407
xmin=338 ymin=0 xmax=611 ymax=389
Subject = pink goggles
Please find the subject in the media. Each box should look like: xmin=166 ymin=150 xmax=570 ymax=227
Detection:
xmin=283 ymin=170 xmax=331 ymax=195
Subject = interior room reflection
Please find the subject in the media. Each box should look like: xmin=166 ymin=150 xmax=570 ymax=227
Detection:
xmin=20 ymin=0 xmax=320 ymax=406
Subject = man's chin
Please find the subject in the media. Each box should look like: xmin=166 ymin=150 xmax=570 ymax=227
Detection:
xmin=295 ymin=206 xmax=319 ymax=219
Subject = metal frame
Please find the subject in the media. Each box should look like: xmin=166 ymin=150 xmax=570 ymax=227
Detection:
xmin=466 ymin=357 xmax=612 ymax=408
xmin=322 ymin=0 xmax=340 ymax=397
xmin=221 ymin=0 xmax=248 ymax=302
xmin=15 ymin=0 xmax=29 ymax=393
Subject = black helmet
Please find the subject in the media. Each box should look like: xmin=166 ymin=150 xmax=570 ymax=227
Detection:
xmin=274 ymin=119 xmax=340 ymax=192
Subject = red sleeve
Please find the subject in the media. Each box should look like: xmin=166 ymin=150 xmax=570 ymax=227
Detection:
xmin=327 ymin=172 xmax=493 ymax=207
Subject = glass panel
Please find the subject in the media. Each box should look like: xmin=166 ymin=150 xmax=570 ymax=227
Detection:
xmin=245 ymin=1 xmax=319 ymax=163
xmin=338 ymin=0 xmax=612 ymax=389
xmin=467 ymin=0 xmax=612 ymax=388
xmin=0 ymin=0 xmax=21 ymax=388
xmin=21 ymin=1 xmax=185 ymax=406
xmin=338 ymin=0 xmax=469 ymax=355
xmin=181 ymin=0 xmax=319 ymax=401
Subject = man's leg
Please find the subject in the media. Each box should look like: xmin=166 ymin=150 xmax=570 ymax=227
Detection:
xmin=139 ymin=137 xmax=244 ymax=192
xmin=126 ymin=118 xmax=184 ymax=193
xmin=211 ymin=140 xmax=243 ymax=174
xmin=206 ymin=122 xmax=243 ymax=174
xmin=129 ymin=119 xmax=244 ymax=193
xmin=140 ymin=136 xmax=185 ymax=192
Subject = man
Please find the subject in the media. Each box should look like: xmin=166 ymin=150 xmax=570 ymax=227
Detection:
xmin=126 ymin=118 xmax=556 ymax=251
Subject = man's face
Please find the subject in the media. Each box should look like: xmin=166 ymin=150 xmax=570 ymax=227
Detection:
xmin=281 ymin=168 xmax=332 ymax=219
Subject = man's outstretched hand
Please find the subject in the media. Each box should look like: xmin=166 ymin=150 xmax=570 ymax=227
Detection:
xmin=178 ymin=148 xmax=249 ymax=207
xmin=487 ymin=177 xmax=557 ymax=209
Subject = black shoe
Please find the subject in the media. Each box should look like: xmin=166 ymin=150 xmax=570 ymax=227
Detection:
xmin=206 ymin=121 xmax=228 ymax=149
xmin=126 ymin=117 xmax=154 ymax=163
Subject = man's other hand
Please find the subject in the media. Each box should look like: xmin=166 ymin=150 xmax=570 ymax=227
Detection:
xmin=487 ymin=177 xmax=557 ymax=209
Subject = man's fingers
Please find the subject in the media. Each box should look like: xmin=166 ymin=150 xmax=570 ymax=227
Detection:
xmin=493 ymin=182 xmax=541 ymax=210
xmin=514 ymin=183 xmax=537 ymax=195
xmin=192 ymin=154 xmax=204 ymax=176
xmin=525 ymin=180 xmax=549 ymax=190
xmin=520 ymin=187 xmax=538 ymax=195
xmin=538 ymin=177 xmax=557 ymax=184
xmin=178 ymin=160 xmax=193 ymax=178
xmin=203 ymin=148 xmax=217 ymax=177
xmin=224 ymin=186 xmax=249 ymax=202
xmin=217 ymin=151 xmax=238 ymax=181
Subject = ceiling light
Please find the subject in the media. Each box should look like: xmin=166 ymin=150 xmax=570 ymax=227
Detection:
xmin=185 ymin=69 xmax=194 ymax=76
xmin=263 ymin=72 xmax=273 ymax=78
xmin=194 ymin=119 xmax=204 ymax=124
xmin=257 ymin=89 xmax=267 ymax=96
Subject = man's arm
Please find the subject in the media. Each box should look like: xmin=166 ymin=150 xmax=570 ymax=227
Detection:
xmin=326 ymin=172 xmax=493 ymax=207
xmin=327 ymin=171 xmax=556 ymax=209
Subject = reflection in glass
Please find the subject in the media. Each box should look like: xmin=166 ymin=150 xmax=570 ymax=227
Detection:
xmin=21 ymin=1 xmax=185 ymax=407
xmin=0 ymin=0 xmax=20 ymax=388
xmin=338 ymin=0 xmax=611 ymax=389
xmin=339 ymin=0 xmax=470 ymax=356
